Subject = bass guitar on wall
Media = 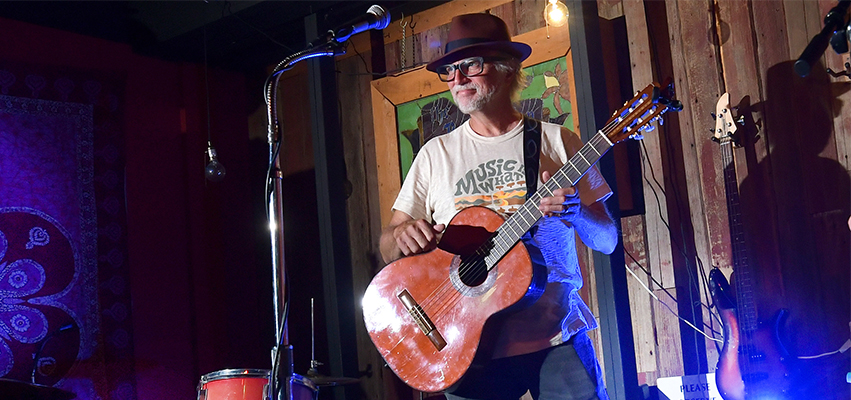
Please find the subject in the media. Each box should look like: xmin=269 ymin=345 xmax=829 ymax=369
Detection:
xmin=362 ymin=83 xmax=682 ymax=393
xmin=708 ymin=92 xmax=795 ymax=400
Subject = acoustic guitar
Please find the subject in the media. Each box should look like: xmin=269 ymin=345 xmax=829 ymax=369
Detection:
xmin=708 ymin=93 xmax=794 ymax=400
xmin=363 ymin=83 xmax=682 ymax=393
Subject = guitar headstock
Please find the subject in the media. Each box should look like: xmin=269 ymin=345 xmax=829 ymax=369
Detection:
xmin=711 ymin=92 xmax=738 ymax=145
xmin=605 ymin=82 xmax=683 ymax=145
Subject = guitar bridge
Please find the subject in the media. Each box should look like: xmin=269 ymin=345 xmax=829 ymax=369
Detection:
xmin=397 ymin=289 xmax=447 ymax=351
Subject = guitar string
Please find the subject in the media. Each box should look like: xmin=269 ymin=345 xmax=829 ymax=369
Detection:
xmin=445 ymin=94 xmax=649 ymax=283
xmin=413 ymin=133 xmax=606 ymax=329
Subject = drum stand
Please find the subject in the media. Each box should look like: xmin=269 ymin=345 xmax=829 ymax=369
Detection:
xmin=264 ymin=40 xmax=346 ymax=400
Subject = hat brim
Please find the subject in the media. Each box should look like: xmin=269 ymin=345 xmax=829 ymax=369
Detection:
xmin=426 ymin=41 xmax=532 ymax=72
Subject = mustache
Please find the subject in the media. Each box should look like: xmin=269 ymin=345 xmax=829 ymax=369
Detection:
xmin=451 ymin=82 xmax=480 ymax=95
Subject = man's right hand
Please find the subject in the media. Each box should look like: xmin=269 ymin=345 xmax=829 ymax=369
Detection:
xmin=393 ymin=219 xmax=445 ymax=257
xmin=379 ymin=211 xmax=445 ymax=264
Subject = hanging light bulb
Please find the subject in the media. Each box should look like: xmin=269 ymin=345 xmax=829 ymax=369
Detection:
xmin=544 ymin=0 xmax=569 ymax=28
xmin=205 ymin=142 xmax=226 ymax=182
xmin=201 ymin=26 xmax=225 ymax=183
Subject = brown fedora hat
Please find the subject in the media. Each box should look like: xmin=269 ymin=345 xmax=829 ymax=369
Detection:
xmin=426 ymin=13 xmax=532 ymax=72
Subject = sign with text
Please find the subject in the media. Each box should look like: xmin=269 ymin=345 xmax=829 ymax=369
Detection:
xmin=657 ymin=373 xmax=721 ymax=400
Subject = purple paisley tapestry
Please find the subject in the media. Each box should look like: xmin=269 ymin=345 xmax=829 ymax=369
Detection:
xmin=0 ymin=63 xmax=134 ymax=399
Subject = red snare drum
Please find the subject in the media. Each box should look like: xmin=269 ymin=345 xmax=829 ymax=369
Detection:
xmin=197 ymin=369 xmax=317 ymax=400
xmin=198 ymin=369 xmax=269 ymax=400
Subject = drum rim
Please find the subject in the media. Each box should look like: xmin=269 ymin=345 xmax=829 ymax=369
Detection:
xmin=291 ymin=373 xmax=318 ymax=391
xmin=200 ymin=368 xmax=270 ymax=383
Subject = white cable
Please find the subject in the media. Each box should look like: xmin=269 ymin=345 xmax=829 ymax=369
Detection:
xmin=797 ymin=338 xmax=851 ymax=360
xmin=624 ymin=263 xmax=723 ymax=343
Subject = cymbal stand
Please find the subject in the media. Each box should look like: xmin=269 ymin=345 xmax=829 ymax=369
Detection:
xmin=264 ymin=40 xmax=345 ymax=400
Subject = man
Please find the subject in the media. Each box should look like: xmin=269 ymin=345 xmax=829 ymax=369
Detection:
xmin=378 ymin=13 xmax=617 ymax=400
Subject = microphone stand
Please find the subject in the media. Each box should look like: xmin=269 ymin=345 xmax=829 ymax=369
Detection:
xmin=265 ymin=37 xmax=346 ymax=400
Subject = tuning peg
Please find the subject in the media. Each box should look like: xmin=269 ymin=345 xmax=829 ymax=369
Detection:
xmin=710 ymin=112 xmax=717 ymax=120
xmin=630 ymin=133 xmax=644 ymax=140
xmin=736 ymin=115 xmax=745 ymax=125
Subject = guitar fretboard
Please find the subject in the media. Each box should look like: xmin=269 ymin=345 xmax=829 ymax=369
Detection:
xmin=720 ymin=140 xmax=758 ymax=332
xmin=479 ymin=130 xmax=614 ymax=268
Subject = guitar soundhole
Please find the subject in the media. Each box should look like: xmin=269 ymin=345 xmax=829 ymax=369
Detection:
xmin=449 ymin=255 xmax=497 ymax=297
xmin=458 ymin=256 xmax=488 ymax=287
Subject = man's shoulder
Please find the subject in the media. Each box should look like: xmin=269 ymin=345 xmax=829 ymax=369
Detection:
xmin=536 ymin=119 xmax=572 ymax=134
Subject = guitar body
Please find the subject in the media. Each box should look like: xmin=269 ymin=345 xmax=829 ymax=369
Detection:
xmin=715 ymin=307 xmax=793 ymax=400
xmin=362 ymin=206 xmax=545 ymax=393
xmin=710 ymin=266 xmax=794 ymax=400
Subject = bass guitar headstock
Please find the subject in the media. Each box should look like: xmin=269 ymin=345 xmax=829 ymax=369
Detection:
xmin=711 ymin=92 xmax=745 ymax=146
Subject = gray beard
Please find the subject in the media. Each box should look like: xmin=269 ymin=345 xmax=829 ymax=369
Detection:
xmin=452 ymin=83 xmax=496 ymax=114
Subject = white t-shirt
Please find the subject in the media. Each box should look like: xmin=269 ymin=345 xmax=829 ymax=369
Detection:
xmin=392 ymin=119 xmax=612 ymax=358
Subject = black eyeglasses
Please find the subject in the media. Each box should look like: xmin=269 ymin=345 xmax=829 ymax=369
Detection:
xmin=435 ymin=57 xmax=506 ymax=82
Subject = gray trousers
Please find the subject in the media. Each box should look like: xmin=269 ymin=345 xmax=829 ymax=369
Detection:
xmin=444 ymin=331 xmax=609 ymax=400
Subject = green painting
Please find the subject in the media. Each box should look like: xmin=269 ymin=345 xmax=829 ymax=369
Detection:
xmin=396 ymin=56 xmax=573 ymax=181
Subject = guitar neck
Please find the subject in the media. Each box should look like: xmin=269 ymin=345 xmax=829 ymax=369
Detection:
xmin=482 ymin=130 xmax=614 ymax=268
xmin=719 ymin=140 xmax=758 ymax=331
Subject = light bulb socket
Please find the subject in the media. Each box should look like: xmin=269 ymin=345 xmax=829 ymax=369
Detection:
xmin=206 ymin=144 xmax=218 ymax=161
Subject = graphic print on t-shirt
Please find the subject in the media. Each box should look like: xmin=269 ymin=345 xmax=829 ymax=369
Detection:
xmin=453 ymin=157 xmax=526 ymax=216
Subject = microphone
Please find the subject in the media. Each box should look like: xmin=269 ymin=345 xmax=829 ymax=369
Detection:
xmin=311 ymin=5 xmax=391 ymax=46
xmin=31 ymin=323 xmax=73 ymax=384
xmin=794 ymin=0 xmax=850 ymax=77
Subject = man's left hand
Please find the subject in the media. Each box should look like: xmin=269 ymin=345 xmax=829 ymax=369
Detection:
xmin=538 ymin=170 xmax=581 ymax=220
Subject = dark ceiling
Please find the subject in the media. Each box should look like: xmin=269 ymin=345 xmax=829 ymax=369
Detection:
xmin=0 ymin=1 xmax=447 ymax=73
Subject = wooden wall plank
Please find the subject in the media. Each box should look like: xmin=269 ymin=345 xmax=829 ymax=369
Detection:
xmin=489 ymin=2 xmax=519 ymax=35
xmin=652 ymin=288 xmax=684 ymax=378
xmin=663 ymin=0 xmax=722 ymax=375
xmin=597 ymin=0 xmax=624 ymax=20
xmin=514 ymin=0 xmax=547 ymax=33
xmin=370 ymin=85 xmax=403 ymax=228
xmin=622 ymin=215 xmax=658 ymax=381
xmin=745 ymin=0 xmax=790 ymax=318
xmin=783 ymin=0 xmax=809 ymax=58
xmin=674 ymin=0 xmax=726 ymax=277
xmin=621 ymin=0 xmax=669 ymax=383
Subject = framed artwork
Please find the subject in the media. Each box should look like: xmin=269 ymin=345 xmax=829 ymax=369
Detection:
xmin=371 ymin=25 xmax=577 ymax=226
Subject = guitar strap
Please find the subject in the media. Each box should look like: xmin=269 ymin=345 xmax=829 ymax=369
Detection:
xmin=522 ymin=117 xmax=542 ymax=199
